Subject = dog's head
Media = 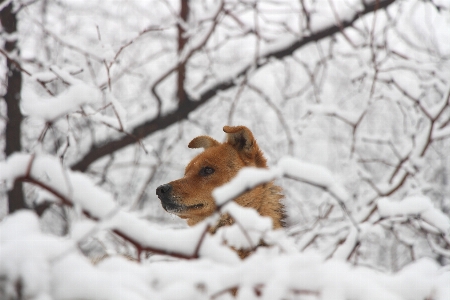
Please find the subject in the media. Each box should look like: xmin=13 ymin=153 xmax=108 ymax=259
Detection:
xmin=156 ymin=126 xmax=267 ymax=226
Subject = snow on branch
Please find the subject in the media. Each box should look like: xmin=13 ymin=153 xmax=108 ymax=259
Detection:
xmin=213 ymin=156 xmax=358 ymax=229
xmin=1 ymin=153 xmax=450 ymax=299
xmin=306 ymin=104 xmax=364 ymax=126
xmin=70 ymin=0 xmax=399 ymax=173
xmin=22 ymin=68 xmax=102 ymax=121
xmin=0 ymin=153 xmax=235 ymax=261
xmin=2 ymin=210 xmax=448 ymax=300
xmin=213 ymin=167 xmax=280 ymax=207
xmin=378 ymin=196 xmax=450 ymax=235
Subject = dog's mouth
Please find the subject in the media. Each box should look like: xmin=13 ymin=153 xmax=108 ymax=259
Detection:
xmin=187 ymin=203 xmax=204 ymax=210
xmin=162 ymin=201 xmax=204 ymax=214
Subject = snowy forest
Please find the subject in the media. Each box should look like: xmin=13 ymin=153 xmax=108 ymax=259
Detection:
xmin=1 ymin=0 xmax=450 ymax=299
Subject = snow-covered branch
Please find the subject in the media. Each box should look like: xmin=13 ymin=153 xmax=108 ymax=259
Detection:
xmin=0 ymin=153 xmax=231 ymax=261
xmin=1 ymin=210 xmax=448 ymax=300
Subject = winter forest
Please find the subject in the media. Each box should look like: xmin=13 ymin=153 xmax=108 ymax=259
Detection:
xmin=1 ymin=0 xmax=450 ymax=299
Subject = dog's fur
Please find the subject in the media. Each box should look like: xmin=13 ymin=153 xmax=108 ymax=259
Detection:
xmin=156 ymin=126 xmax=285 ymax=233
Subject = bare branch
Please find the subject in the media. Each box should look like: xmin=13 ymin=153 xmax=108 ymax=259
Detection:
xmin=71 ymin=0 xmax=397 ymax=172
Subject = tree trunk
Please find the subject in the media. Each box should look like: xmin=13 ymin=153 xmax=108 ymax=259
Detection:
xmin=1 ymin=1 xmax=25 ymax=213
xmin=176 ymin=0 xmax=189 ymax=104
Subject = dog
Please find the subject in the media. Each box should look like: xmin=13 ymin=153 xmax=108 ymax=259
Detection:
xmin=156 ymin=125 xmax=285 ymax=234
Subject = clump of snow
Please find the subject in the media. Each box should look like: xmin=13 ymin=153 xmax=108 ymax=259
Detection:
xmin=51 ymin=254 xmax=155 ymax=300
xmin=84 ymin=91 xmax=128 ymax=131
xmin=2 ymin=152 xmax=449 ymax=300
xmin=332 ymin=227 xmax=358 ymax=260
xmin=70 ymin=219 xmax=98 ymax=241
xmin=198 ymin=233 xmax=241 ymax=264
xmin=213 ymin=156 xmax=349 ymax=208
xmin=0 ymin=154 xmax=216 ymax=258
xmin=0 ymin=211 xmax=69 ymax=300
xmin=378 ymin=196 xmax=450 ymax=234
xmin=216 ymin=202 xmax=273 ymax=250
xmin=1 ymin=184 xmax=449 ymax=300
xmin=22 ymin=66 xmax=102 ymax=121
xmin=222 ymin=202 xmax=273 ymax=232
xmin=277 ymin=156 xmax=349 ymax=201
xmin=22 ymin=81 xmax=101 ymax=121
xmin=213 ymin=167 xmax=280 ymax=206
xmin=31 ymin=71 xmax=57 ymax=83
xmin=0 ymin=153 xmax=32 ymax=189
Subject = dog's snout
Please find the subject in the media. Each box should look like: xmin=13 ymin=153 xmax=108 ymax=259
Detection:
xmin=156 ymin=184 xmax=172 ymax=197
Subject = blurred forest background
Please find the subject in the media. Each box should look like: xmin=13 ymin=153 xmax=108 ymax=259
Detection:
xmin=1 ymin=0 xmax=450 ymax=299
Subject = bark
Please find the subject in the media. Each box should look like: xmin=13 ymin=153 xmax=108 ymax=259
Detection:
xmin=1 ymin=1 xmax=25 ymax=212
xmin=176 ymin=0 xmax=189 ymax=105
xmin=70 ymin=0 xmax=396 ymax=172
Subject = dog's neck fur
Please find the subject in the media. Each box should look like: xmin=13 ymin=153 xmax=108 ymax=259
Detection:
xmin=211 ymin=181 xmax=285 ymax=233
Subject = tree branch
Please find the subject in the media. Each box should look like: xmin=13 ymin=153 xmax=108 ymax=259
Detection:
xmin=70 ymin=0 xmax=397 ymax=172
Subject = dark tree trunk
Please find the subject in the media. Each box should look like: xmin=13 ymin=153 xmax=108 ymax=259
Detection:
xmin=1 ymin=2 xmax=25 ymax=213
xmin=176 ymin=0 xmax=189 ymax=104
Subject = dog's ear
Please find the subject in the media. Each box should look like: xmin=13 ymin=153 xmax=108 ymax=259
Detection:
xmin=188 ymin=136 xmax=220 ymax=149
xmin=223 ymin=125 xmax=267 ymax=167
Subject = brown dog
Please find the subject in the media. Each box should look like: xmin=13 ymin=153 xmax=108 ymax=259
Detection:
xmin=156 ymin=126 xmax=285 ymax=232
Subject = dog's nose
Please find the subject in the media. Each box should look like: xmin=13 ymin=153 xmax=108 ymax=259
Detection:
xmin=156 ymin=184 xmax=172 ymax=197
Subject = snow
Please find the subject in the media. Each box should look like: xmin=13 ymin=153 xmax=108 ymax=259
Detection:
xmin=108 ymin=91 xmax=128 ymax=130
xmin=223 ymin=202 xmax=273 ymax=231
xmin=428 ymin=84 xmax=450 ymax=120
xmin=214 ymin=156 xmax=349 ymax=207
xmin=2 ymin=0 xmax=450 ymax=297
xmin=309 ymin=0 xmax=361 ymax=32
xmin=92 ymin=42 xmax=116 ymax=63
xmin=31 ymin=71 xmax=57 ymax=83
xmin=21 ymin=80 xmax=102 ymax=121
xmin=105 ymin=213 xmax=210 ymax=258
xmin=51 ymin=254 xmax=153 ymax=300
xmin=433 ymin=126 xmax=450 ymax=140
xmin=198 ymin=233 xmax=241 ymax=264
xmin=0 ymin=0 xmax=12 ymax=12
xmin=260 ymin=36 xmax=298 ymax=59
xmin=1 ymin=206 xmax=449 ymax=300
xmin=213 ymin=167 xmax=281 ymax=206
xmin=0 ymin=153 xmax=31 ymax=189
xmin=378 ymin=196 xmax=450 ymax=234
xmin=83 ymin=91 xmax=128 ymax=130
xmin=84 ymin=106 xmax=123 ymax=131
xmin=2 ymin=153 xmax=448 ymax=299
xmin=332 ymin=226 xmax=358 ymax=260
xmin=0 ymin=154 xmax=214 ymax=258
xmin=70 ymin=219 xmax=98 ymax=241
xmin=277 ymin=156 xmax=349 ymax=202
xmin=0 ymin=211 xmax=68 ymax=300
xmin=306 ymin=104 xmax=363 ymax=125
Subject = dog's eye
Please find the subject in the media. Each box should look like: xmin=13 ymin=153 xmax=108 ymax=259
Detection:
xmin=199 ymin=166 xmax=215 ymax=176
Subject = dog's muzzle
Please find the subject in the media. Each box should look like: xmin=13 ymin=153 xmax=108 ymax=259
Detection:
xmin=156 ymin=183 xmax=172 ymax=198
xmin=156 ymin=184 xmax=180 ymax=212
